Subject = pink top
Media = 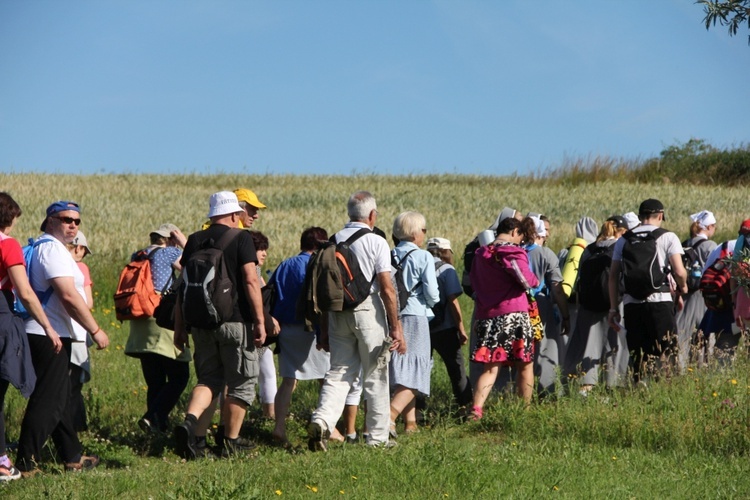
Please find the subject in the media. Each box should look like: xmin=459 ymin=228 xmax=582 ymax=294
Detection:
xmin=77 ymin=262 xmax=92 ymax=288
xmin=470 ymin=241 xmax=539 ymax=320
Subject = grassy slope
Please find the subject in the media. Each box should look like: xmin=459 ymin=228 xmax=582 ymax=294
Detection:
xmin=2 ymin=173 xmax=750 ymax=498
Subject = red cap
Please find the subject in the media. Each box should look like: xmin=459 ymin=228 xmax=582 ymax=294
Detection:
xmin=739 ymin=219 xmax=750 ymax=236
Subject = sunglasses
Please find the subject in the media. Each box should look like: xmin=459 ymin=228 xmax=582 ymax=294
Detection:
xmin=53 ymin=216 xmax=81 ymax=226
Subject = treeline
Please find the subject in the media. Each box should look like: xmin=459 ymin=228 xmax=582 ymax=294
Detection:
xmin=539 ymin=139 xmax=750 ymax=185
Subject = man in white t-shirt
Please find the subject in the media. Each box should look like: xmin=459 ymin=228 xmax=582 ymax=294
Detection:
xmin=308 ymin=191 xmax=405 ymax=450
xmin=16 ymin=201 xmax=109 ymax=474
xmin=607 ymin=199 xmax=687 ymax=383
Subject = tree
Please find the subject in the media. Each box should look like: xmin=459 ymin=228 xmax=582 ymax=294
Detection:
xmin=698 ymin=0 xmax=750 ymax=43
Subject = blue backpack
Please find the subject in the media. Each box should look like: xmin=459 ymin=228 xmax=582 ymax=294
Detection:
xmin=14 ymin=238 xmax=54 ymax=319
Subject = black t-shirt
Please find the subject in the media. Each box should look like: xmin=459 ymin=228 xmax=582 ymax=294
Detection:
xmin=180 ymin=224 xmax=258 ymax=323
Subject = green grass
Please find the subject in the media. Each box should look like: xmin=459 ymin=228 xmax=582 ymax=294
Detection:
xmin=2 ymin=171 xmax=750 ymax=498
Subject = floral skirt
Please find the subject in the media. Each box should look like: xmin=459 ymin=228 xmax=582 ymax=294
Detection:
xmin=471 ymin=311 xmax=535 ymax=365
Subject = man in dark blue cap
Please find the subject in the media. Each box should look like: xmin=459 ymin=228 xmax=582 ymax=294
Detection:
xmin=16 ymin=201 xmax=109 ymax=475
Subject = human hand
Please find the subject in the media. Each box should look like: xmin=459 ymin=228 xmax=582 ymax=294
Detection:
xmin=45 ymin=327 xmax=63 ymax=354
xmin=457 ymin=328 xmax=468 ymax=346
xmin=92 ymin=329 xmax=109 ymax=350
xmin=254 ymin=323 xmax=266 ymax=347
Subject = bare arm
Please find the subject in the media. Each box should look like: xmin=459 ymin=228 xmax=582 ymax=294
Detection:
xmin=669 ymin=253 xmax=688 ymax=295
xmin=376 ymin=271 xmax=405 ymax=354
xmin=84 ymin=284 xmax=94 ymax=310
xmin=446 ymin=293 xmax=467 ymax=345
xmin=49 ymin=276 xmax=109 ymax=349
xmin=549 ymin=281 xmax=570 ymax=335
xmin=8 ymin=264 xmax=62 ymax=353
xmin=242 ymin=262 xmax=266 ymax=347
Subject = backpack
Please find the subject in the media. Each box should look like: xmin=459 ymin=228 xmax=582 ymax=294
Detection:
xmin=621 ymin=227 xmax=670 ymax=300
xmin=576 ymin=243 xmax=614 ymax=312
xmin=181 ymin=228 xmax=242 ymax=330
xmin=429 ymin=260 xmax=448 ymax=330
xmin=681 ymin=239 xmax=711 ymax=293
xmin=297 ymin=228 xmax=374 ymax=329
xmin=699 ymin=241 xmax=732 ymax=311
xmin=391 ymin=249 xmax=419 ymax=312
xmin=461 ymin=238 xmax=480 ymax=296
xmin=113 ymin=247 xmax=163 ymax=322
xmin=13 ymin=238 xmax=54 ymax=320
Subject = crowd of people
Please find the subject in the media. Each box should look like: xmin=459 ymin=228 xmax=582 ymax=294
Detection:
xmin=0 ymin=188 xmax=748 ymax=478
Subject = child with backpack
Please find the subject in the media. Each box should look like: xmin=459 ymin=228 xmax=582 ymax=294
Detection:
xmin=562 ymin=215 xmax=629 ymax=393
xmin=124 ymin=224 xmax=191 ymax=433
xmin=675 ymin=210 xmax=717 ymax=371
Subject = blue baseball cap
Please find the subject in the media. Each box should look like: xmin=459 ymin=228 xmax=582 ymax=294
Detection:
xmin=40 ymin=200 xmax=80 ymax=231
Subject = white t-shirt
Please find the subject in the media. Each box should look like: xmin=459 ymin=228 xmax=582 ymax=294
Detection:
xmin=334 ymin=222 xmax=391 ymax=294
xmin=25 ymin=234 xmax=87 ymax=340
xmin=612 ymin=224 xmax=683 ymax=304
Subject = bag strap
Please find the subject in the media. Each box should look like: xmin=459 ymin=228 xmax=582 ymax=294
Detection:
xmin=213 ymin=227 xmax=242 ymax=251
xmin=334 ymin=227 xmax=372 ymax=246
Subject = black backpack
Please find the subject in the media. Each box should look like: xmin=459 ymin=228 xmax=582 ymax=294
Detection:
xmin=461 ymin=237 xmax=480 ymax=296
xmin=391 ymin=249 xmax=419 ymax=312
xmin=576 ymin=243 xmax=614 ymax=312
xmin=429 ymin=260 xmax=448 ymax=330
xmin=181 ymin=228 xmax=242 ymax=330
xmin=621 ymin=227 xmax=670 ymax=300
xmin=681 ymin=239 xmax=711 ymax=292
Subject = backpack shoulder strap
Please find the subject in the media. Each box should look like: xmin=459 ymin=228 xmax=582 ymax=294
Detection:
xmin=214 ymin=228 xmax=242 ymax=251
xmin=343 ymin=227 xmax=372 ymax=246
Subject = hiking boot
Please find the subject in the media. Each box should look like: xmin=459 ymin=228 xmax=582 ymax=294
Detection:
xmin=174 ymin=422 xmax=198 ymax=460
xmin=64 ymin=454 xmax=100 ymax=472
xmin=0 ymin=464 xmax=21 ymax=481
xmin=221 ymin=436 xmax=257 ymax=457
xmin=307 ymin=421 xmax=329 ymax=452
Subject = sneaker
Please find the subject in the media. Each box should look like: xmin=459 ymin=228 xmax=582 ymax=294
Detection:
xmin=174 ymin=422 xmax=198 ymax=460
xmin=307 ymin=421 xmax=329 ymax=452
xmin=138 ymin=417 xmax=155 ymax=433
xmin=0 ymin=465 xmax=21 ymax=481
xmin=345 ymin=433 xmax=359 ymax=445
xmin=221 ymin=436 xmax=257 ymax=457
xmin=388 ymin=421 xmax=398 ymax=440
xmin=64 ymin=454 xmax=100 ymax=472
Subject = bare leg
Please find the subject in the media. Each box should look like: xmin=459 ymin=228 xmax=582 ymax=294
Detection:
xmin=223 ymin=397 xmax=248 ymax=439
xmin=344 ymin=404 xmax=358 ymax=436
xmin=185 ymin=385 xmax=217 ymax=437
xmin=515 ymin=361 xmax=533 ymax=405
xmin=272 ymin=378 xmax=297 ymax=443
xmin=472 ymin=363 xmax=500 ymax=411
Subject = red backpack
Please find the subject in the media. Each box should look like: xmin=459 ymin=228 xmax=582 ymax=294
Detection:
xmin=114 ymin=249 xmax=162 ymax=321
xmin=699 ymin=241 xmax=732 ymax=311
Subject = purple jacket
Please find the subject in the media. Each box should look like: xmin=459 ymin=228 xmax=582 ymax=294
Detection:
xmin=470 ymin=242 xmax=539 ymax=320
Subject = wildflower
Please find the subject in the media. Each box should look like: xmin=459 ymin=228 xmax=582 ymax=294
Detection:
xmin=306 ymin=485 xmax=318 ymax=493
xmin=275 ymin=490 xmax=282 ymax=496
xmin=712 ymin=392 xmax=718 ymax=397
xmin=731 ymin=379 xmax=738 ymax=385
xmin=722 ymin=398 xmax=736 ymax=409
xmin=687 ymin=368 xmax=693 ymax=372
xmin=351 ymin=476 xmax=357 ymax=480
xmin=132 ymin=390 xmax=138 ymax=395
xmin=553 ymin=486 xmax=559 ymax=491
xmin=340 ymin=491 xmax=345 ymax=495
xmin=612 ymin=456 xmax=617 ymax=461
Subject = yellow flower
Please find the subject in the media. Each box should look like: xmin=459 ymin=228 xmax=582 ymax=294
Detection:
xmin=351 ymin=476 xmax=357 ymax=480
xmin=611 ymin=456 xmax=616 ymax=460
xmin=687 ymin=367 xmax=693 ymax=372
xmin=306 ymin=485 xmax=318 ymax=493
xmin=275 ymin=490 xmax=282 ymax=496
xmin=731 ymin=379 xmax=738 ymax=385
xmin=713 ymin=392 xmax=718 ymax=397
xmin=340 ymin=491 xmax=345 ymax=495
xmin=553 ymin=486 xmax=559 ymax=491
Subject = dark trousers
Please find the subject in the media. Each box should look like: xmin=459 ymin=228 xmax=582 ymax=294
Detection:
xmin=140 ymin=353 xmax=190 ymax=431
xmin=429 ymin=327 xmax=473 ymax=407
xmin=16 ymin=336 xmax=82 ymax=471
xmin=0 ymin=379 xmax=8 ymax=456
xmin=624 ymin=301 xmax=677 ymax=382
xmin=69 ymin=364 xmax=88 ymax=432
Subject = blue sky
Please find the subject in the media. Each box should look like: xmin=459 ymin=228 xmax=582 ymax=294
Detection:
xmin=1 ymin=0 xmax=748 ymax=176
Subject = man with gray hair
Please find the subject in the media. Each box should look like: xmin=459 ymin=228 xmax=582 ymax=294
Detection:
xmin=308 ymin=191 xmax=405 ymax=450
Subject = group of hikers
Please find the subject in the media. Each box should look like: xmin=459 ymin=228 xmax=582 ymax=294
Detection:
xmin=0 ymin=187 xmax=747 ymax=479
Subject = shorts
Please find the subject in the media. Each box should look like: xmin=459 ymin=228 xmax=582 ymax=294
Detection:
xmin=192 ymin=322 xmax=260 ymax=406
